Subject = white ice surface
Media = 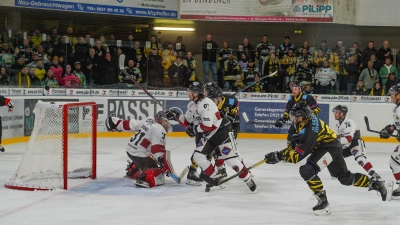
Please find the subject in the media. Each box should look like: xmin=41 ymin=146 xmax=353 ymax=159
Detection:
xmin=0 ymin=137 xmax=399 ymax=225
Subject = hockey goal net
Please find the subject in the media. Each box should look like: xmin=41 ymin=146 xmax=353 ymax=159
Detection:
xmin=5 ymin=101 xmax=97 ymax=191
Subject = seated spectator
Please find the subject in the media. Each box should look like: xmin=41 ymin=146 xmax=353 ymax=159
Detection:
xmin=168 ymin=55 xmax=190 ymax=87
xmin=42 ymin=69 xmax=60 ymax=88
xmin=50 ymin=56 xmax=64 ymax=83
xmin=0 ymin=67 xmax=9 ymax=85
xmin=10 ymin=66 xmax=31 ymax=87
xmin=314 ymin=60 xmax=336 ymax=94
xmin=251 ymin=73 xmax=266 ymax=92
xmin=28 ymin=53 xmax=39 ymax=67
xmin=223 ymin=50 xmax=240 ymax=91
xmin=385 ymin=73 xmax=397 ymax=94
xmin=120 ymin=59 xmax=142 ymax=85
xmin=28 ymin=66 xmax=41 ymax=85
xmin=313 ymin=49 xmax=327 ymax=71
xmin=10 ymin=56 xmax=25 ymax=71
xmin=295 ymin=61 xmax=314 ymax=88
xmin=370 ymin=82 xmax=385 ymax=96
xmin=233 ymin=75 xmax=245 ymax=92
xmin=302 ymin=83 xmax=314 ymax=94
xmin=35 ymin=60 xmax=46 ymax=81
xmin=352 ymin=80 xmax=368 ymax=95
xmin=369 ymin=54 xmax=380 ymax=72
xmin=183 ymin=51 xmax=196 ymax=82
xmin=73 ymin=62 xmax=86 ymax=87
xmin=242 ymin=58 xmax=259 ymax=85
xmin=238 ymin=53 xmax=248 ymax=69
xmin=359 ymin=60 xmax=379 ymax=93
xmin=379 ymin=57 xmax=398 ymax=85
xmin=60 ymin=64 xmax=79 ymax=88
xmin=58 ymin=55 xmax=66 ymax=69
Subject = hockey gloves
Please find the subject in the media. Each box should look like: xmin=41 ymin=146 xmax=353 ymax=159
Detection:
xmin=265 ymin=151 xmax=283 ymax=164
xmin=166 ymin=109 xmax=180 ymax=121
xmin=105 ymin=115 xmax=121 ymax=131
xmin=379 ymin=125 xmax=394 ymax=139
xmin=275 ymin=118 xmax=284 ymax=128
xmin=291 ymin=133 xmax=300 ymax=148
xmin=186 ymin=124 xmax=198 ymax=138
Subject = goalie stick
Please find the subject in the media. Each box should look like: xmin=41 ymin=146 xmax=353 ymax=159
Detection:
xmin=148 ymin=152 xmax=189 ymax=184
xmin=242 ymin=112 xmax=292 ymax=125
xmin=364 ymin=116 xmax=396 ymax=137
xmin=121 ymin=70 xmax=186 ymax=128
xmin=233 ymin=71 xmax=278 ymax=95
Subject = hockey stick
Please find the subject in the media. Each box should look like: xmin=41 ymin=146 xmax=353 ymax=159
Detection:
xmin=217 ymin=158 xmax=268 ymax=185
xmin=233 ymin=71 xmax=277 ymax=95
xmin=364 ymin=116 xmax=396 ymax=137
xmin=242 ymin=112 xmax=292 ymax=125
xmin=147 ymin=152 xmax=189 ymax=183
xmin=121 ymin=69 xmax=187 ymax=128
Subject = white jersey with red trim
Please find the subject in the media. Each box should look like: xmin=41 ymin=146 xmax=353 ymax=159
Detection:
xmin=194 ymin=97 xmax=222 ymax=138
xmin=334 ymin=117 xmax=358 ymax=149
xmin=393 ymin=105 xmax=400 ymax=130
xmin=182 ymin=101 xmax=200 ymax=125
xmin=116 ymin=117 xmax=167 ymax=158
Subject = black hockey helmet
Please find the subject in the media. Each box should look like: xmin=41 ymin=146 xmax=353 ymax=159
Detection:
xmin=204 ymin=82 xmax=222 ymax=99
xmin=188 ymin=81 xmax=204 ymax=97
xmin=290 ymin=102 xmax=311 ymax=120
xmin=155 ymin=111 xmax=171 ymax=132
xmin=332 ymin=105 xmax=348 ymax=116
xmin=292 ymin=81 xmax=302 ymax=90
xmin=389 ymin=83 xmax=400 ymax=96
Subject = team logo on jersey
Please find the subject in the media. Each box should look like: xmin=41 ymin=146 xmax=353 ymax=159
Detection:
xmin=221 ymin=147 xmax=232 ymax=155
xmin=196 ymin=140 xmax=204 ymax=147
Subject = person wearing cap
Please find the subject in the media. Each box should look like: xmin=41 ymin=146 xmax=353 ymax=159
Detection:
xmin=19 ymin=45 xmax=33 ymax=65
xmin=168 ymin=55 xmax=190 ymax=88
xmin=148 ymin=46 xmax=163 ymax=87
xmin=242 ymin=58 xmax=259 ymax=85
xmin=73 ymin=61 xmax=87 ymax=87
xmin=315 ymin=40 xmax=331 ymax=60
xmin=144 ymin=35 xmax=163 ymax=58
xmin=281 ymin=49 xmax=298 ymax=89
xmin=256 ymin=35 xmax=272 ymax=76
xmin=201 ymin=34 xmax=218 ymax=83
xmin=277 ymin=36 xmax=295 ymax=60
xmin=174 ymin=36 xmax=186 ymax=58
xmin=28 ymin=52 xmax=39 ymax=67
xmin=183 ymin=51 xmax=196 ymax=82
xmin=223 ymin=50 xmax=240 ymax=91
xmin=218 ymin=41 xmax=234 ymax=81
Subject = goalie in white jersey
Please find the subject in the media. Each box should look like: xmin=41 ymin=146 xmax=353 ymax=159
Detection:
xmin=106 ymin=111 xmax=176 ymax=188
xmin=332 ymin=105 xmax=383 ymax=180
xmin=379 ymin=83 xmax=400 ymax=199
xmin=178 ymin=82 xmax=256 ymax=192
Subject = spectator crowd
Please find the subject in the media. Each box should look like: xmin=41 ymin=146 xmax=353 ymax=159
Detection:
xmin=0 ymin=27 xmax=399 ymax=96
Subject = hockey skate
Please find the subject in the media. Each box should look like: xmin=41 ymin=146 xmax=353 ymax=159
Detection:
xmin=311 ymin=190 xmax=331 ymax=216
xmin=391 ymin=184 xmax=400 ymax=200
xmin=368 ymin=173 xmax=393 ymax=201
xmin=0 ymin=145 xmax=5 ymax=152
xmin=245 ymin=177 xmax=257 ymax=193
xmin=216 ymin=167 xmax=227 ymax=178
xmin=135 ymin=174 xmax=150 ymax=188
xmin=186 ymin=166 xmax=202 ymax=186
xmin=204 ymin=174 xmax=225 ymax=192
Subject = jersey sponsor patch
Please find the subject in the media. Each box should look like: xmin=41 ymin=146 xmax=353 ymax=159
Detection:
xmin=228 ymin=98 xmax=234 ymax=106
xmin=221 ymin=147 xmax=232 ymax=155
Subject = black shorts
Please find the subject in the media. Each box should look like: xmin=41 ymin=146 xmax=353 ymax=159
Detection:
xmin=127 ymin=152 xmax=158 ymax=171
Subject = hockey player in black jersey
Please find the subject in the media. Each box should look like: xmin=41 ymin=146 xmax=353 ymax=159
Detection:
xmin=265 ymin=103 xmax=391 ymax=215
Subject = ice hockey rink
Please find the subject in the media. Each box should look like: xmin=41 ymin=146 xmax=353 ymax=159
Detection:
xmin=0 ymin=137 xmax=399 ymax=225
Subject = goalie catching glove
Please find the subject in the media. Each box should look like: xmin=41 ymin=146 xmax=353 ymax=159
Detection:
xmin=165 ymin=109 xmax=180 ymax=121
xmin=379 ymin=125 xmax=394 ymax=139
xmin=105 ymin=115 xmax=122 ymax=131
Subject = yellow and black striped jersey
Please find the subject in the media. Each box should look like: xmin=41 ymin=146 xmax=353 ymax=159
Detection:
xmin=282 ymin=115 xmax=337 ymax=164
xmin=217 ymin=94 xmax=240 ymax=123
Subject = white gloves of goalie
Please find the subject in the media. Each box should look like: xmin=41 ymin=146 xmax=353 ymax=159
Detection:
xmin=105 ymin=115 xmax=122 ymax=131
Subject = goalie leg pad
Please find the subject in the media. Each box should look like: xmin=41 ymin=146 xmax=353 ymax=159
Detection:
xmin=126 ymin=161 xmax=140 ymax=179
xmin=143 ymin=168 xmax=165 ymax=188
xmin=162 ymin=150 xmax=176 ymax=176
xmin=390 ymin=147 xmax=400 ymax=181
xmin=193 ymin=151 xmax=215 ymax=177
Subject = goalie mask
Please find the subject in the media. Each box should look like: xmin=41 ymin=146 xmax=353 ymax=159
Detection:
xmin=155 ymin=111 xmax=171 ymax=132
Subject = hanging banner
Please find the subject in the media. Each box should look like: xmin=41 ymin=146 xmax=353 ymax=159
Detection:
xmin=180 ymin=0 xmax=333 ymax=22
xmin=13 ymin=0 xmax=179 ymax=19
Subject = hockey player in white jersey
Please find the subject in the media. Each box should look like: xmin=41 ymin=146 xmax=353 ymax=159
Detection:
xmin=379 ymin=83 xmax=400 ymax=199
xmin=179 ymin=82 xmax=256 ymax=192
xmin=105 ymin=111 xmax=176 ymax=188
xmin=332 ymin=105 xmax=383 ymax=180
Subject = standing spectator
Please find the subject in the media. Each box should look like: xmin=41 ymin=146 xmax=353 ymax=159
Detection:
xmin=74 ymin=36 xmax=90 ymax=64
xmin=352 ymin=80 xmax=368 ymax=95
xmin=82 ymin=48 xmax=100 ymax=85
xmin=49 ymin=27 xmax=60 ymax=46
xmin=36 ymin=45 xmax=50 ymax=67
xmin=64 ymin=26 xmax=78 ymax=48
xmin=314 ymin=60 xmax=336 ymax=94
xmin=174 ymin=36 xmax=186 ymax=58
xmin=144 ymin=35 xmax=163 ymax=58
xmin=277 ymin=36 xmax=295 ymax=60
xmin=96 ymin=52 xmax=117 ymax=87
xmin=135 ymin=51 xmax=147 ymax=83
xmin=147 ymin=47 xmax=163 ymax=87
xmin=256 ymin=35 xmax=272 ymax=75
xmin=385 ymin=73 xmax=397 ymax=94
xmin=201 ymin=34 xmax=218 ymax=83
xmin=377 ymin=40 xmax=393 ymax=68
xmin=0 ymin=67 xmax=10 ymax=85
xmin=73 ymin=62 xmax=86 ymax=87
xmin=359 ymin=60 xmax=379 ymax=93
xmin=379 ymin=57 xmax=398 ymax=85
xmin=114 ymin=47 xmax=126 ymax=75
xmin=238 ymin=37 xmax=255 ymax=61
xmin=168 ymin=56 xmax=190 ymax=88
xmin=55 ymin=37 xmax=73 ymax=64
xmin=331 ymin=40 xmax=346 ymax=55
xmin=0 ymin=42 xmax=15 ymax=56
xmin=120 ymin=59 xmax=141 ymax=86
xmin=0 ymin=95 xmax=14 ymax=152
xmin=251 ymin=73 xmax=266 ymax=92
xmin=98 ymin=35 xmax=109 ymax=54
xmin=298 ymin=41 xmax=310 ymax=55
xmin=129 ymin=41 xmax=144 ymax=62
xmin=281 ymin=49 xmax=298 ymax=88
xmin=20 ymin=45 xmax=33 ymax=65
xmin=40 ymin=35 xmax=54 ymax=55
xmin=42 ymin=69 xmax=60 ymax=88
xmin=264 ymin=52 xmax=280 ymax=93
xmin=60 ymin=64 xmax=79 ymax=88
xmin=343 ymin=56 xmax=361 ymax=95
xmin=58 ymin=55 xmax=66 ymax=69
xmin=242 ymin=59 xmax=259 ymax=84
xmin=361 ymin=41 xmax=378 ymax=69
xmin=94 ymin=39 xmax=106 ymax=60
xmin=218 ymin=41 xmax=233 ymax=80
xmin=123 ymin=33 xmax=135 ymax=55
xmin=298 ymin=48 xmax=313 ymax=68
xmin=162 ymin=43 xmax=176 ymax=87
xmin=223 ymin=51 xmax=240 ymax=91
xmin=10 ymin=66 xmax=31 ymax=87
xmin=49 ymin=56 xmax=64 ymax=84
xmin=351 ymin=42 xmax=363 ymax=65
xmin=85 ymin=34 xmax=93 ymax=47
xmin=369 ymin=82 xmax=385 ymax=96
xmin=31 ymin=28 xmax=42 ymax=49
xmin=107 ymin=33 xmax=117 ymax=57
xmin=315 ymin=40 xmax=331 ymax=60
xmin=183 ymin=51 xmax=196 ymax=82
